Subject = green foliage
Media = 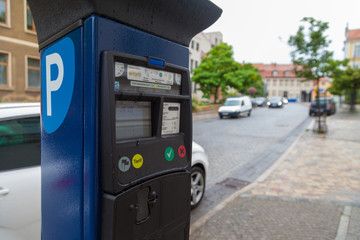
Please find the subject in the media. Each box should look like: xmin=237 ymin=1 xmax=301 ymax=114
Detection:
xmin=328 ymin=65 xmax=360 ymax=111
xmin=192 ymin=42 xmax=262 ymax=102
xmin=288 ymin=17 xmax=333 ymax=82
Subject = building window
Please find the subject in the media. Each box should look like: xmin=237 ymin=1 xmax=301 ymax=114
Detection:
xmin=215 ymin=38 xmax=218 ymax=45
xmin=273 ymin=70 xmax=278 ymax=76
xmin=321 ymin=81 xmax=326 ymax=86
xmin=0 ymin=52 xmax=8 ymax=85
xmin=191 ymin=41 xmax=194 ymax=49
xmin=285 ymin=70 xmax=290 ymax=76
xmin=285 ymin=80 xmax=288 ymax=86
xmin=194 ymin=82 xmax=197 ymax=93
xmin=190 ymin=59 xmax=193 ymax=73
xmin=196 ymin=43 xmax=199 ymax=51
xmin=354 ymin=45 xmax=360 ymax=57
xmin=297 ymin=80 xmax=300 ymax=86
xmin=26 ymin=1 xmax=35 ymax=32
xmin=279 ymin=80 xmax=283 ymax=86
xmin=27 ymin=57 xmax=40 ymax=88
xmin=272 ymin=90 xmax=276 ymax=96
xmin=195 ymin=60 xmax=198 ymax=68
xmin=0 ymin=0 xmax=8 ymax=25
xmin=273 ymin=80 xmax=277 ymax=86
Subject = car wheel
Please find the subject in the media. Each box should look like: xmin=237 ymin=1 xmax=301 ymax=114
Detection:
xmin=219 ymin=115 xmax=223 ymax=119
xmin=190 ymin=166 xmax=205 ymax=210
xmin=248 ymin=110 xmax=251 ymax=117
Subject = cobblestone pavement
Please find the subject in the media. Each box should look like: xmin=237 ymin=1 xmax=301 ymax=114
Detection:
xmin=190 ymin=107 xmax=360 ymax=240
xmin=250 ymin=110 xmax=360 ymax=206
xmin=191 ymin=197 xmax=343 ymax=240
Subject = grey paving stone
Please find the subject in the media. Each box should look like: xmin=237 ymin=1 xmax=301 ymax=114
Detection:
xmin=191 ymin=197 xmax=343 ymax=240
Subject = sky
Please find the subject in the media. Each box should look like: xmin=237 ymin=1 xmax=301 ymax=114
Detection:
xmin=205 ymin=0 xmax=360 ymax=64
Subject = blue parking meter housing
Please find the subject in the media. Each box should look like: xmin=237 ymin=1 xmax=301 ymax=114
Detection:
xmin=28 ymin=1 xmax=221 ymax=239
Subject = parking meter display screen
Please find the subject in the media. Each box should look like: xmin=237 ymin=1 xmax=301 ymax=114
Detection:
xmin=115 ymin=101 xmax=151 ymax=140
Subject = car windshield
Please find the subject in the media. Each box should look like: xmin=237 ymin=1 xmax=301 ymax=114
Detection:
xmin=224 ymin=100 xmax=240 ymax=106
xmin=256 ymin=97 xmax=265 ymax=101
xmin=269 ymin=97 xmax=281 ymax=102
xmin=311 ymin=99 xmax=328 ymax=105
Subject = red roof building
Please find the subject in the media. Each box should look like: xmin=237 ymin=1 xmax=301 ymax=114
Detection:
xmin=253 ymin=63 xmax=314 ymax=102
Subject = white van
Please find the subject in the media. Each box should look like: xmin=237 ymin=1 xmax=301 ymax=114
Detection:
xmin=218 ymin=96 xmax=252 ymax=119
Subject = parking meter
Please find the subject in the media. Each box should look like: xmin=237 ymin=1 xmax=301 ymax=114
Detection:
xmin=28 ymin=0 xmax=221 ymax=239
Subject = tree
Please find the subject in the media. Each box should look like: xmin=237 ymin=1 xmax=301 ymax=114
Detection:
xmin=228 ymin=63 xmax=264 ymax=97
xmin=288 ymin=17 xmax=334 ymax=132
xmin=192 ymin=43 xmax=262 ymax=103
xmin=192 ymin=43 xmax=235 ymax=103
xmin=328 ymin=63 xmax=360 ymax=111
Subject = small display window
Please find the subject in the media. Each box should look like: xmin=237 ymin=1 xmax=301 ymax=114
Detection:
xmin=115 ymin=101 xmax=151 ymax=140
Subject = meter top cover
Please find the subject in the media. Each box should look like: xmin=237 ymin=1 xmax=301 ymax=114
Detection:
xmin=28 ymin=0 xmax=222 ymax=48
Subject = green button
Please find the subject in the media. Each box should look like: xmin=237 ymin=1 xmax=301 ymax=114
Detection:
xmin=165 ymin=147 xmax=174 ymax=161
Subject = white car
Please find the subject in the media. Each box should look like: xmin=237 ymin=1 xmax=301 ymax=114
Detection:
xmin=218 ymin=96 xmax=252 ymax=119
xmin=0 ymin=103 xmax=41 ymax=240
xmin=0 ymin=103 xmax=208 ymax=240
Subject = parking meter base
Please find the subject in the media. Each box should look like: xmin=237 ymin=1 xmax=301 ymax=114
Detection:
xmin=102 ymin=172 xmax=190 ymax=240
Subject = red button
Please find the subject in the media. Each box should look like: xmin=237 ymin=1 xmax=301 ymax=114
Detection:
xmin=178 ymin=145 xmax=186 ymax=158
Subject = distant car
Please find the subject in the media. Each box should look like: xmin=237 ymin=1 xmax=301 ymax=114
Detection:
xmin=255 ymin=97 xmax=267 ymax=107
xmin=0 ymin=103 xmax=208 ymax=240
xmin=250 ymin=98 xmax=257 ymax=108
xmin=218 ymin=96 xmax=252 ymax=118
xmin=282 ymin=97 xmax=288 ymax=104
xmin=267 ymin=97 xmax=284 ymax=108
xmin=309 ymin=97 xmax=336 ymax=116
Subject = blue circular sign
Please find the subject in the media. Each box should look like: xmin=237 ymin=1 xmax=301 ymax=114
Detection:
xmin=41 ymin=37 xmax=75 ymax=134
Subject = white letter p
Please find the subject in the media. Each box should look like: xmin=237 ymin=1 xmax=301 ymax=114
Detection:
xmin=46 ymin=53 xmax=64 ymax=116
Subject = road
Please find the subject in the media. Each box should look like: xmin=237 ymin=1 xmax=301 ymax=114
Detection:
xmin=191 ymin=102 xmax=312 ymax=224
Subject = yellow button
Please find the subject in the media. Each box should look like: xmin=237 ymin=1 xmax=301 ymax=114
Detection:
xmin=132 ymin=154 xmax=143 ymax=169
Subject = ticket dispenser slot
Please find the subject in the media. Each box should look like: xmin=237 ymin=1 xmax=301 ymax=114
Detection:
xmin=100 ymin=51 xmax=192 ymax=240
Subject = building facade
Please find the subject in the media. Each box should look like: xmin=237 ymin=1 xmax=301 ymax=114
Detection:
xmin=189 ymin=31 xmax=222 ymax=100
xmin=344 ymin=27 xmax=360 ymax=68
xmin=0 ymin=0 xmax=39 ymax=102
xmin=253 ymin=63 xmax=314 ymax=102
xmin=311 ymin=77 xmax=332 ymax=101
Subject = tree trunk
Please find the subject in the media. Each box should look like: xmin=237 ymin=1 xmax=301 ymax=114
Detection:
xmin=213 ymin=86 xmax=219 ymax=104
xmin=316 ymin=80 xmax=321 ymax=131
xmin=350 ymin=89 xmax=356 ymax=112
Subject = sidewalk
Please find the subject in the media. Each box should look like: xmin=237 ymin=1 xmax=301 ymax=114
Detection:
xmin=190 ymin=107 xmax=360 ymax=240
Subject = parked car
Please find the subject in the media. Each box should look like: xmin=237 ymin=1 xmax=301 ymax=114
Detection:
xmin=267 ymin=97 xmax=284 ymax=108
xmin=191 ymin=141 xmax=209 ymax=209
xmin=282 ymin=97 xmax=289 ymax=104
xmin=0 ymin=103 xmax=209 ymax=240
xmin=309 ymin=97 xmax=336 ymax=116
xmin=255 ymin=97 xmax=267 ymax=107
xmin=250 ymin=98 xmax=257 ymax=108
xmin=218 ymin=96 xmax=252 ymax=118
xmin=0 ymin=103 xmax=41 ymax=240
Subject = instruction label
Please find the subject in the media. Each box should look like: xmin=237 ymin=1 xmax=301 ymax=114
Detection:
xmin=162 ymin=102 xmax=180 ymax=135
xmin=127 ymin=65 xmax=174 ymax=85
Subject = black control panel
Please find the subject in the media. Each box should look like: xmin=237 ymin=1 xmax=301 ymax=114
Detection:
xmin=100 ymin=51 xmax=192 ymax=194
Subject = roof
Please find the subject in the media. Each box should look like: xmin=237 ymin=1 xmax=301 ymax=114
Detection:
xmin=0 ymin=103 xmax=40 ymax=120
xmin=347 ymin=29 xmax=360 ymax=40
xmin=253 ymin=63 xmax=297 ymax=78
xmin=347 ymin=29 xmax=360 ymax=41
